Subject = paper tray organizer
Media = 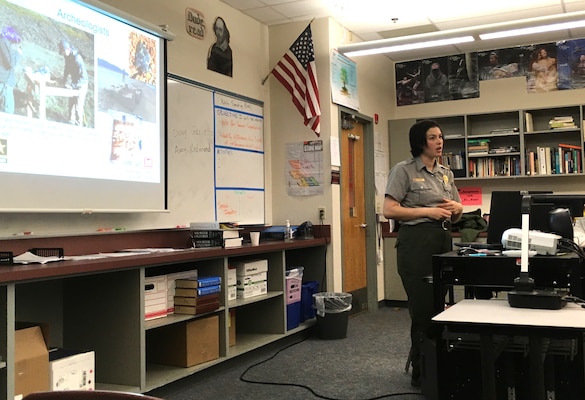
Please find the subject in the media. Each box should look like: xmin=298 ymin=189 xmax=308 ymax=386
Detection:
xmin=28 ymin=247 xmax=64 ymax=258
xmin=0 ymin=248 xmax=64 ymax=265
xmin=0 ymin=251 xmax=13 ymax=265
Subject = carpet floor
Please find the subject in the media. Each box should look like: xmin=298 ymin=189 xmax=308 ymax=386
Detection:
xmin=147 ymin=306 xmax=424 ymax=400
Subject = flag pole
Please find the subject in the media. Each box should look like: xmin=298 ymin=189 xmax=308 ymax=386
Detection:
xmin=261 ymin=18 xmax=316 ymax=85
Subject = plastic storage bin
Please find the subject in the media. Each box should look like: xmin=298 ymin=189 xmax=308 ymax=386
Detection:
xmin=300 ymin=281 xmax=319 ymax=322
xmin=313 ymin=292 xmax=352 ymax=339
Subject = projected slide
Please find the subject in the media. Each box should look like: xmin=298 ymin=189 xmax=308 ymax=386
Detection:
xmin=0 ymin=0 xmax=162 ymax=184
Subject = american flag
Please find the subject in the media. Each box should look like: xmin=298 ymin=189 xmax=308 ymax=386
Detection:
xmin=272 ymin=25 xmax=321 ymax=136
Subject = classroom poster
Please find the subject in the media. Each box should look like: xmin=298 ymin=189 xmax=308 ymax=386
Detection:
xmin=557 ymin=38 xmax=585 ymax=90
xmin=330 ymin=50 xmax=360 ymax=111
xmin=395 ymin=60 xmax=423 ymax=106
xmin=286 ymin=140 xmax=324 ymax=196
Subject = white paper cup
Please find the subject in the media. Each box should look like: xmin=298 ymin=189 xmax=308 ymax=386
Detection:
xmin=250 ymin=231 xmax=260 ymax=246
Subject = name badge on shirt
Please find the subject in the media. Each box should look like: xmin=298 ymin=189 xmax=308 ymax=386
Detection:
xmin=413 ymin=178 xmax=425 ymax=182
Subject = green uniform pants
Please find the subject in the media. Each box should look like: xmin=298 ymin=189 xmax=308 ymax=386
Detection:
xmin=396 ymin=222 xmax=452 ymax=381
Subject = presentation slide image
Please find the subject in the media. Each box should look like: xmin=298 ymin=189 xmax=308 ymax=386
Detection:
xmin=96 ymin=32 xmax=157 ymax=123
xmin=1 ymin=0 xmax=95 ymax=127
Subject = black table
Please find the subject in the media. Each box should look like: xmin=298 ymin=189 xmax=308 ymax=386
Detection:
xmin=423 ymin=252 xmax=585 ymax=400
xmin=432 ymin=251 xmax=584 ymax=313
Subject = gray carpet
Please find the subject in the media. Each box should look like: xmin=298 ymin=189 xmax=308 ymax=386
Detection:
xmin=147 ymin=306 xmax=424 ymax=400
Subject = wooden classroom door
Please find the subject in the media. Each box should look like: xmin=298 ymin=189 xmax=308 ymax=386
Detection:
xmin=341 ymin=114 xmax=368 ymax=313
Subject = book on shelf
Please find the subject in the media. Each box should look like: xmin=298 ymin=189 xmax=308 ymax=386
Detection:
xmin=558 ymin=143 xmax=582 ymax=150
xmin=467 ymin=139 xmax=490 ymax=146
xmin=197 ymin=276 xmax=222 ymax=288
xmin=537 ymin=147 xmax=549 ymax=175
xmin=173 ymin=296 xmax=197 ymax=306
xmin=174 ymin=301 xmax=220 ymax=315
xmin=174 ymin=292 xmax=220 ymax=306
xmin=197 ymin=284 xmax=221 ymax=296
xmin=525 ymin=112 xmax=534 ymax=133
xmin=545 ymin=146 xmax=552 ymax=175
xmin=189 ymin=221 xmax=220 ymax=230
xmin=192 ymin=238 xmax=223 ymax=248
xmin=175 ymin=276 xmax=221 ymax=289
xmin=223 ymin=237 xmax=243 ymax=248
xmin=174 ymin=276 xmax=199 ymax=289
xmin=174 ymin=284 xmax=221 ymax=297
xmin=549 ymin=117 xmax=576 ymax=129
xmin=528 ymin=151 xmax=536 ymax=175
xmin=468 ymin=145 xmax=489 ymax=151
xmin=489 ymin=128 xmax=518 ymax=134
xmin=191 ymin=229 xmax=240 ymax=239
xmin=552 ymin=116 xmax=574 ymax=122
xmin=489 ymin=146 xmax=517 ymax=154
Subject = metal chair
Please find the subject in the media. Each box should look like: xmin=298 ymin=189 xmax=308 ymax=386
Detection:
xmin=23 ymin=391 xmax=162 ymax=400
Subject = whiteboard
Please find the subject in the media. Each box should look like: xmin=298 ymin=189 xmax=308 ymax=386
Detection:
xmin=167 ymin=75 xmax=265 ymax=225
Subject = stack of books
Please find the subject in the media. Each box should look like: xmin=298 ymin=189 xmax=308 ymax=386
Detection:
xmin=173 ymin=276 xmax=221 ymax=315
xmin=549 ymin=116 xmax=577 ymax=129
xmin=489 ymin=127 xmax=518 ymax=134
xmin=190 ymin=229 xmax=242 ymax=249
xmin=467 ymin=139 xmax=490 ymax=156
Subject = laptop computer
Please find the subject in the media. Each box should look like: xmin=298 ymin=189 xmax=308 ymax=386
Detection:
xmin=455 ymin=190 xmax=552 ymax=250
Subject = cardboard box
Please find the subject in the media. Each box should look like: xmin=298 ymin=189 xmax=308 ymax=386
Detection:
xmin=15 ymin=326 xmax=49 ymax=398
xmin=237 ymin=280 xmax=267 ymax=299
xmin=145 ymin=275 xmax=168 ymax=320
xmin=236 ymin=271 xmax=267 ymax=287
xmin=227 ymin=268 xmax=236 ymax=286
xmin=235 ymin=259 xmax=268 ymax=276
xmin=49 ymin=349 xmax=95 ymax=390
xmin=147 ymin=315 xmax=219 ymax=367
xmin=228 ymin=285 xmax=237 ymax=301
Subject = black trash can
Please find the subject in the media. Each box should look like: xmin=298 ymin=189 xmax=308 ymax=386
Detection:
xmin=312 ymin=292 xmax=352 ymax=339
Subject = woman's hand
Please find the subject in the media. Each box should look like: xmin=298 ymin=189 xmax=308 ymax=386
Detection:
xmin=437 ymin=198 xmax=463 ymax=221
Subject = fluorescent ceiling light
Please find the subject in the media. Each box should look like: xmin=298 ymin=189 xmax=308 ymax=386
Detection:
xmin=480 ymin=19 xmax=585 ymax=40
xmin=344 ymin=36 xmax=474 ymax=57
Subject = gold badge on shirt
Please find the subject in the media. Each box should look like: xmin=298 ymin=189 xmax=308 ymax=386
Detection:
xmin=442 ymin=175 xmax=449 ymax=184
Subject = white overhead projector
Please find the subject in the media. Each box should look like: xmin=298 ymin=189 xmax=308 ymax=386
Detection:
xmin=501 ymin=228 xmax=561 ymax=255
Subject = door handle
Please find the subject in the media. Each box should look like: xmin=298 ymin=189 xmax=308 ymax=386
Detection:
xmin=359 ymin=223 xmax=367 ymax=228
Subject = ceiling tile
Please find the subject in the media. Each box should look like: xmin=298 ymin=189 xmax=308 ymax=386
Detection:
xmin=220 ymin=0 xmax=265 ymax=10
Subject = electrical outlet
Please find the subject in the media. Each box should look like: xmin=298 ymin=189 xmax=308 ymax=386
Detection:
xmin=318 ymin=206 xmax=325 ymax=221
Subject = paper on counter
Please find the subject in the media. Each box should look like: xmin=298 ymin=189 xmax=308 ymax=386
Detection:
xmin=13 ymin=251 xmax=64 ymax=264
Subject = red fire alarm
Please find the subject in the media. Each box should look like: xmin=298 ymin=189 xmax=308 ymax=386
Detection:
xmin=374 ymin=113 xmax=379 ymax=124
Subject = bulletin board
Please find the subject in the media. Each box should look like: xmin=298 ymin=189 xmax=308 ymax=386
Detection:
xmin=166 ymin=74 xmax=265 ymax=225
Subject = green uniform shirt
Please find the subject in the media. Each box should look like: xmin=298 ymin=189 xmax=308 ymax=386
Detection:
xmin=385 ymin=156 xmax=461 ymax=226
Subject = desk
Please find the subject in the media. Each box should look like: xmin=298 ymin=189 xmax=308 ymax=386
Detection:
xmin=432 ymin=251 xmax=584 ymax=313
xmin=432 ymin=299 xmax=585 ymax=400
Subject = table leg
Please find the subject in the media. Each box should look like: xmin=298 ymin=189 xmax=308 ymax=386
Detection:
xmin=529 ymin=335 xmax=545 ymax=400
xmin=480 ymin=334 xmax=497 ymax=400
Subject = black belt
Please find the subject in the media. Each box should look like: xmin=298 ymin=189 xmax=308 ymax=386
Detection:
xmin=417 ymin=220 xmax=452 ymax=231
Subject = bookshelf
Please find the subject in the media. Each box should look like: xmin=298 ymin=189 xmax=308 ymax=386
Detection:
xmin=0 ymin=229 xmax=329 ymax=399
xmin=403 ymin=105 xmax=585 ymax=180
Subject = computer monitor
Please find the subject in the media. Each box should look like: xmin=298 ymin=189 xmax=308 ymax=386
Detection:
xmin=487 ymin=191 xmax=552 ymax=244
xmin=528 ymin=193 xmax=585 ymax=239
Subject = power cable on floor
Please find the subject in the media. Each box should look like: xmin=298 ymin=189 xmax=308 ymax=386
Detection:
xmin=239 ymin=336 xmax=425 ymax=399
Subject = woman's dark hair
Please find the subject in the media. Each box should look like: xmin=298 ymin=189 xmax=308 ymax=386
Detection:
xmin=409 ymin=119 xmax=441 ymax=157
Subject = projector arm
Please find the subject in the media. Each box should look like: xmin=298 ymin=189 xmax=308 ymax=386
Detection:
xmin=516 ymin=194 xmax=534 ymax=290
xmin=508 ymin=193 xmax=564 ymax=309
